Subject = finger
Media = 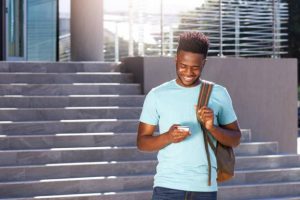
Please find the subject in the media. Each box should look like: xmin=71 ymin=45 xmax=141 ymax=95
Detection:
xmin=178 ymin=132 xmax=190 ymax=138
xmin=172 ymin=124 xmax=181 ymax=128
xmin=174 ymin=137 xmax=185 ymax=143
xmin=199 ymin=107 xmax=211 ymax=116
xmin=201 ymin=108 xmax=212 ymax=113
xmin=202 ymin=113 xmax=214 ymax=117
xmin=176 ymin=134 xmax=190 ymax=142
xmin=201 ymin=110 xmax=214 ymax=116
xmin=173 ymin=132 xmax=187 ymax=139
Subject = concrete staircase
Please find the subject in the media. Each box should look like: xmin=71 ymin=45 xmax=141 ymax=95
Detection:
xmin=0 ymin=61 xmax=299 ymax=200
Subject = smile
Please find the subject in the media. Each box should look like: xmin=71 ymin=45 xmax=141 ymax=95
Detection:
xmin=183 ymin=77 xmax=194 ymax=81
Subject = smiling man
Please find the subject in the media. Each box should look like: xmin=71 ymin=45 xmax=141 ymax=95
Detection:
xmin=137 ymin=32 xmax=241 ymax=200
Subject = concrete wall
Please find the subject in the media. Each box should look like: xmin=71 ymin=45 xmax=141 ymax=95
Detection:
xmin=121 ymin=56 xmax=298 ymax=154
xmin=71 ymin=0 xmax=104 ymax=61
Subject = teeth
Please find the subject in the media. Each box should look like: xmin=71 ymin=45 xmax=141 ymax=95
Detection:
xmin=184 ymin=77 xmax=193 ymax=81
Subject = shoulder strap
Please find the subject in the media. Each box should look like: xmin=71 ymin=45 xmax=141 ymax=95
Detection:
xmin=197 ymin=80 xmax=214 ymax=186
xmin=197 ymin=80 xmax=213 ymax=110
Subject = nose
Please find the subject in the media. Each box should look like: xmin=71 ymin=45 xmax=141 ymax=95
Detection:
xmin=186 ymin=67 xmax=193 ymax=75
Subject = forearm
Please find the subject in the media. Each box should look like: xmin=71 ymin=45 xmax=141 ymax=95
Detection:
xmin=208 ymin=125 xmax=241 ymax=147
xmin=137 ymin=132 xmax=171 ymax=152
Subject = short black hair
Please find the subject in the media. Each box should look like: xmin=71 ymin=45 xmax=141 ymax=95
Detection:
xmin=177 ymin=32 xmax=209 ymax=57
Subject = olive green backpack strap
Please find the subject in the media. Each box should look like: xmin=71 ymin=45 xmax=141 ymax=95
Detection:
xmin=197 ymin=80 xmax=214 ymax=186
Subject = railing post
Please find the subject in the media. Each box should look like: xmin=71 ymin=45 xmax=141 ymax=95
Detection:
xmin=235 ymin=6 xmax=240 ymax=57
xmin=272 ymin=0 xmax=278 ymax=58
xmin=160 ymin=0 xmax=164 ymax=56
xmin=114 ymin=22 xmax=119 ymax=62
xmin=169 ymin=26 xmax=173 ymax=56
xmin=128 ymin=0 xmax=134 ymax=57
xmin=276 ymin=0 xmax=281 ymax=58
xmin=219 ymin=0 xmax=223 ymax=57
xmin=138 ymin=0 xmax=144 ymax=56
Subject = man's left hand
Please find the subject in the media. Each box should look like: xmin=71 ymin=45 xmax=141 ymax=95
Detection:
xmin=196 ymin=106 xmax=215 ymax=131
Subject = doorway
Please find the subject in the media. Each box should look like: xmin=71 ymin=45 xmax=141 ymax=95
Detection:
xmin=6 ymin=0 xmax=26 ymax=61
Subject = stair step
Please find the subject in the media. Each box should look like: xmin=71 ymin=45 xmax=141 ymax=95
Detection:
xmin=0 ymin=160 xmax=157 ymax=182
xmin=0 ymin=107 xmax=142 ymax=121
xmin=235 ymin=154 xmax=300 ymax=170
xmin=0 ymin=62 xmax=120 ymax=73
xmin=222 ymin=167 xmax=300 ymax=185
xmin=0 ymin=132 xmax=138 ymax=150
xmin=0 ymin=175 xmax=153 ymax=198
xmin=0 ymin=175 xmax=300 ymax=199
xmin=0 ymin=131 xmax=251 ymax=150
xmin=253 ymin=197 xmax=300 ymax=200
xmin=1 ymin=154 xmax=298 ymax=182
xmin=0 ymin=73 xmax=133 ymax=84
xmin=0 ymin=61 xmax=298 ymax=200
xmin=0 ymin=120 xmax=250 ymax=135
xmin=220 ymin=181 xmax=300 ymax=200
xmin=235 ymin=142 xmax=278 ymax=156
xmin=0 ymin=119 xmax=140 ymax=135
xmin=0 ymin=84 xmax=141 ymax=95
xmin=2 ymin=191 xmax=299 ymax=200
xmin=0 ymin=158 xmax=299 ymax=183
xmin=0 ymin=147 xmax=157 ymax=166
xmin=0 ymin=143 xmax=279 ymax=166
xmin=0 ymin=95 xmax=145 ymax=108
xmin=0 ymin=190 xmax=152 ymax=200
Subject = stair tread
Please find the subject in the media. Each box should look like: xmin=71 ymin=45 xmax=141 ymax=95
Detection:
xmin=0 ymin=174 xmax=153 ymax=185
xmin=0 ymin=61 xmax=298 ymax=200
xmin=0 ymin=160 xmax=155 ymax=168
xmin=0 ymin=107 xmax=142 ymax=110
xmin=0 ymin=95 xmax=145 ymax=97
xmin=0 ymin=132 xmax=138 ymax=138
xmin=0 ymin=153 xmax=298 ymax=168
xmin=0 ymin=142 xmax=277 ymax=152
xmin=221 ymin=180 xmax=300 ymax=188
xmin=0 ymin=176 xmax=299 ymax=188
xmin=0 ymin=191 xmax=298 ymax=200
xmin=0 ymin=119 xmax=138 ymax=124
xmin=0 ymin=83 xmax=139 ymax=85
xmin=0 ymin=131 xmax=248 ymax=137
xmin=0 ymin=190 xmax=152 ymax=199
xmin=1 ymin=165 xmax=300 ymax=179
xmin=1 ymin=174 xmax=300 ymax=185
xmin=253 ymin=196 xmax=300 ymax=200
xmin=0 ymin=72 xmax=128 ymax=75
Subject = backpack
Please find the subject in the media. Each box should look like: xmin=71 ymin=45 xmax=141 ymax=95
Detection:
xmin=197 ymin=80 xmax=235 ymax=186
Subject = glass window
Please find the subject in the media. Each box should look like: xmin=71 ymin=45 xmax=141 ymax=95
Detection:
xmin=27 ymin=0 xmax=57 ymax=61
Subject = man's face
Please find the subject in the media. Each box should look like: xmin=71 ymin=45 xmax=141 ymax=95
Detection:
xmin=175 ymin=50 xmax=206 ymax=87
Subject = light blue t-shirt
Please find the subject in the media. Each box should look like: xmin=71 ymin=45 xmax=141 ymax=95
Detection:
xmin=139 ymin=79 xmax=237 ymax=192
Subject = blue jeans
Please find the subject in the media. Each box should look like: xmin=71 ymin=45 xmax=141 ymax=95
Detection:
xmin=152 ymin=186 xmax=217 ymax=200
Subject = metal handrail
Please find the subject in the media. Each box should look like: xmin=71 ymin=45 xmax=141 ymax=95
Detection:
xmin=102 ymin=0 xmax=288 ymax=59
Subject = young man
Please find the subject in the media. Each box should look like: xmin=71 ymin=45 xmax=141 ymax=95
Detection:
xmin=137 ymin=31 xmax=241 ymax=200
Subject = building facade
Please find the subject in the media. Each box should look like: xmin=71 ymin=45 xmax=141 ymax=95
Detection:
xmin=0 ymin=0 xmax=58 ymax=61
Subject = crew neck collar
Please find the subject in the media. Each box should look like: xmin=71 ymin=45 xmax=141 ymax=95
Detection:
xmin=173 ymin=79 xmax=202 ymax=89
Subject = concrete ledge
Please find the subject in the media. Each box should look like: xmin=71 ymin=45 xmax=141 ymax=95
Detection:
xmin=120 ymin=56 xmax=298 ymax=154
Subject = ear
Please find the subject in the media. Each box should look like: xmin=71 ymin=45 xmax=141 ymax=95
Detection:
xmin=175 ymin=55 xmax=177 ymax=63
xmin=202 ymin=59 xmax=207 ymax=69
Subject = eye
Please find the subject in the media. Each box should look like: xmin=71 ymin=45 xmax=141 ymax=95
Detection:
xmin=180 ymin=64 xmax=187 ymax=68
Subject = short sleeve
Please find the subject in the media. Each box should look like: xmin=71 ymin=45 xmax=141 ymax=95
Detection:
xmin=217 ymin=87 xmax=238 ymax=125
xmin=139 ymin=90 xmax=159 ymax=125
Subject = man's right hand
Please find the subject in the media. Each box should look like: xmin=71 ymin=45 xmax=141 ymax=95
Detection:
xmin=167 ymin=124 xmax=191 ymax=143
xmin=137 ymin=122 xmax=191 ymax=152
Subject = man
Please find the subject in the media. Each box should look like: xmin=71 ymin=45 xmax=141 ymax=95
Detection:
xmin=137 ymin=31 xmax=241 ymax=200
